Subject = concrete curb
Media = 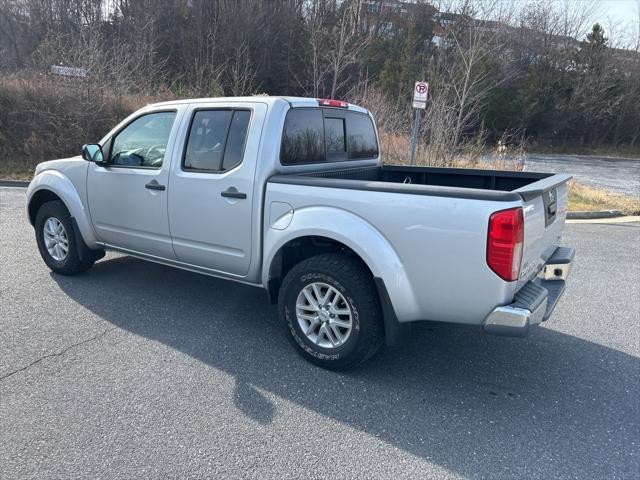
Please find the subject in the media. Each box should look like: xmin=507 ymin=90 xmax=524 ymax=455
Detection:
xmin=566 ymin=210 xmax=623 ymax=220
xmin=567 ymin=215 xmax=639 ymax=224
xmin=0 ymin=180 xmax=30 ymax=187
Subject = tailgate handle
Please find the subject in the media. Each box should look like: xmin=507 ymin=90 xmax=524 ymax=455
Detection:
xmin=547 ymin=203 xmax=557 ymax=215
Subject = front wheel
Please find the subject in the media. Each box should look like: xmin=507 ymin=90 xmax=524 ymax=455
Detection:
xmin=34 ymin=200 xmax=96 ymax=275
xmin=278 ymin=253 xmax=384 ymax=370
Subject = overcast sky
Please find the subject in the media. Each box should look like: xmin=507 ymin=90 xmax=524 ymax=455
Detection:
xmin=593 ymin=0 xmax=639 ymax=46
xmin=599 ymin=0 xmax=638 ymax=23
xmin=441 ymin=0 xmax=639 ymax=47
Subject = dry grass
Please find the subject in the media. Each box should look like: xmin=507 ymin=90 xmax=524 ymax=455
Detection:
xmin=0 ymin=74 xmax=165 ymax=179
xmin=568 ymin=182 xmax=640 ymax=215
xmin=0 ymin=158 xmax=38 ymax=180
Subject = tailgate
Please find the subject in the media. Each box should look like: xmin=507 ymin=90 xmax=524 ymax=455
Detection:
xmin=515 ymin=174 xmax=571 ymax=289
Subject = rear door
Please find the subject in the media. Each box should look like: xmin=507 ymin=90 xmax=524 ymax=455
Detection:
xmin=516 ymin=176 xmax=571 ymax=287
xmin=167 ymin=102 xmax=267 ymax=276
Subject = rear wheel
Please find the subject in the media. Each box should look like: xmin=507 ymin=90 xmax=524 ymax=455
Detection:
xmin=35 ymin=200 xmax=96 ymax=275
xmin=278 ymin=253 xmax=384 ymax=370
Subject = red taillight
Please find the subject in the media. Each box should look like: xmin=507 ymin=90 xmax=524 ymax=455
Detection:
xmin=487 ymin=207 xmax=524 ymax=282
xmin=318 ymin=98 xmax=349 ymax=108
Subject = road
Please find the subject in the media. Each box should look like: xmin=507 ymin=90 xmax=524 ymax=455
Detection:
xmin=523 ymin=154 xmax=640 ymax=197
xmin=1 ymin=187 xmax=639 ymax=479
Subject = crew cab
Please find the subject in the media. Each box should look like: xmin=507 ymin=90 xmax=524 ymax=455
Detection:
xmin=26 ymin=96 xmax=574 ymax=369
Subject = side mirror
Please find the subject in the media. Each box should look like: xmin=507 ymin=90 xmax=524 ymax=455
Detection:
xmin=82 ymin=144 xmax=105 ymax=164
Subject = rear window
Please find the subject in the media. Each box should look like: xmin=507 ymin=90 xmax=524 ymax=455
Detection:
xmin=281 ymin=109 xmax=325 ymax=165
xmin=347 ymin=113 xmax=379 ymax=159
xmin=280 ymin=108 xmax=378 ymax=165
xmin=325 ymin=117 xmax=346 ymax=154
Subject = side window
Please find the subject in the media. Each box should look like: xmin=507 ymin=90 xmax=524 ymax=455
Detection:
xmin=110 ymin=111 xmax=176 ymax=168
xmin=346 ymin=112 xmax=378 ymax=159
xmin=183 ymin=109 xmax=251 ymax=172
xmin=222 ymin=110 xmax=251 ymax=171
xmin=281 ymin=109 xmax=325 ymax=165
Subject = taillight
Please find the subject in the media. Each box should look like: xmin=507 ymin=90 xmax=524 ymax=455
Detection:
xmin=487 ymin=207 xmax=524 ymax=282
xmin=318 ymin=98 xmax=349 ymax=108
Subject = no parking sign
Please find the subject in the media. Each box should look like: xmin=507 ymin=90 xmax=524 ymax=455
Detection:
xmin=410 ymin=81 xmax=429 ymax=164
xmin=413 ymin=81 xmax=428 ymax=109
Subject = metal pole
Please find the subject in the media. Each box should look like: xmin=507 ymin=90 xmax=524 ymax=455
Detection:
xmin=410 ymin=108 xmax=421 ymax=165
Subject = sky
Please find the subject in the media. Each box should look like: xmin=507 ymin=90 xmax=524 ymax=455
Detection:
xmin=441 ymin=0 xmax=640 ymax=47
xmin=594 ymin=0 xmax=639 ymax=46
xmin=599 ymin=0 xmax=638 ymax=24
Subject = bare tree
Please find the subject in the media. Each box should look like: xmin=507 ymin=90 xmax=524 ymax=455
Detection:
xmin=229 ymin=42 xmax=258 ymax=96
xmin=295 ymin=0 xmax=333 ymax=97
xmin=327 ymin=3 xmax=369 ymax=98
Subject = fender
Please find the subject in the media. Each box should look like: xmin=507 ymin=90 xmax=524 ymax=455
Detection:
xmin=262 ymin=205 xmax=421 ymax=322
xmin=27 ymin=170 xmax=100 ymax=248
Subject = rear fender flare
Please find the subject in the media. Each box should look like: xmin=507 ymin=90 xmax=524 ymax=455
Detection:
xmin=263 ymin=206 xmax=420 ymax=321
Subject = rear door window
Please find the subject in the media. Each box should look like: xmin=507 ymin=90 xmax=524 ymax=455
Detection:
xmin=183 ymin=109 xmax=251 ymax=172
xmin=222 ymin=110 xmax=251 ymax=171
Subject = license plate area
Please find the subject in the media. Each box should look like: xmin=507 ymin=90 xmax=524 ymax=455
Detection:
xmin=537 ymin=246 xmax=574 ymax=281
xmin=539 ymin=263 xmax=571 ymax=281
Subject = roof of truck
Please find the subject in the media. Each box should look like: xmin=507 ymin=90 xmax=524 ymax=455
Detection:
xmin=149 ymin=96 xmax=369 ymax=114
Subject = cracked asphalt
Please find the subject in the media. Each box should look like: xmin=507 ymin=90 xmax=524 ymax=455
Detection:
xmin=1 ymin=186 xmax=639 ymax=479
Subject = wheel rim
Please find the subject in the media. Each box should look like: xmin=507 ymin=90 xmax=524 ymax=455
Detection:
xmin=43 ymin=217 xmax=69 ymax=261
xmin=295 ymin=282 xmax=353 ymax=348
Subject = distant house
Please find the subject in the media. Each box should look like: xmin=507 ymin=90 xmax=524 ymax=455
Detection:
xmin=359 ymin=0 xmax=640 ymax=69
xmin=358 ymin=0 xmax=434 ymax=35
xmin=432 ymin=11 xmax=470 ymax=46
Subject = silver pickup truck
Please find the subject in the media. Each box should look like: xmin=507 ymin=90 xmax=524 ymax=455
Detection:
xmin=26 ymin=96 xmax=574 ymax=369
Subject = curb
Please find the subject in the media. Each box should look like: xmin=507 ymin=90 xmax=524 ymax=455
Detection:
xmin=566 ymin=210 xmax=623 ymax=220
xmin=567 ymin=215 xmax=639 ymax=224
xmin=0 ymin=180 xmax=30 ymax=187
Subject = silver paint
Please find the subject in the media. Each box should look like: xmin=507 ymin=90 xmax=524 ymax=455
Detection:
xmin=27 ymin=96 xmax=570 ymax=329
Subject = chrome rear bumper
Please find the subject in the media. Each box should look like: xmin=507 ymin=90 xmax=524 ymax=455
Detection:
xmin=483 ymin=246 xmax=574 ymax=337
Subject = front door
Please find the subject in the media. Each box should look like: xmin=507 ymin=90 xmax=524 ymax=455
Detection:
xmin=87 ymin=109 xmax=181 ymax=259
xmin=168 ymin=102 xmax=266 ymax=277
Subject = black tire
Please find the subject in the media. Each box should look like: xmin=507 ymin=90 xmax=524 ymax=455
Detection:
xmin=34 ymin=200 xmax=96 ymax=275
xmin=278 ymin=253 xmax=384 ymax=370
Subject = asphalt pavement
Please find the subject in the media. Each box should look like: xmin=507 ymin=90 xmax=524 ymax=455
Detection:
xmin=522 ymin=154 xmax=640 ymax=197
xmin=1 ymin=186 xmax=639 ymax=479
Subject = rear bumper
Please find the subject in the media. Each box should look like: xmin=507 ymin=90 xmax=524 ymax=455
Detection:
xmin=483 ymin=246 xmax=574 ymax=337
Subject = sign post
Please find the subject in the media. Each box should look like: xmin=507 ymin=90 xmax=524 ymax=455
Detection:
xmin=410 ymin=81 xmax=428 ymax=165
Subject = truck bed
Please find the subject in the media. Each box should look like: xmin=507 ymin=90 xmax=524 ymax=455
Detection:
xmin=268 ymin=163 xmax=571 ymax=320
xmin=270 ymin=165 xmax=569 ymax=202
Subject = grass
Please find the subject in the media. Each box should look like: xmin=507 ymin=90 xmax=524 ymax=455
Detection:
xmin=568 ymin=182 xmax=640 ymax=215
xmin=0 ymin=159 xmax=38 ymax=180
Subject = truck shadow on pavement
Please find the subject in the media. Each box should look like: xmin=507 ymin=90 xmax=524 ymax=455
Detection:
xmin=52 ymin=254 xmax=638 ymax=479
